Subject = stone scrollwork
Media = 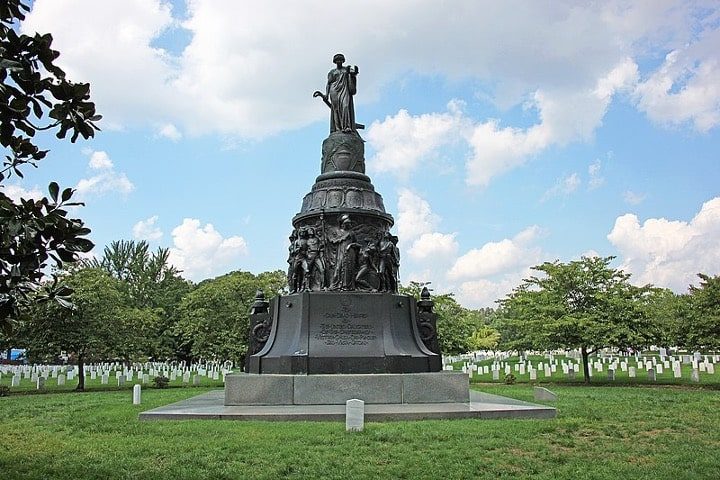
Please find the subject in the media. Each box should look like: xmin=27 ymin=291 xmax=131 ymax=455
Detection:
xmin=244 ymin=291 xmax=273 ymax=371
xmin=416 ymin=287 xmax=440 ymax=354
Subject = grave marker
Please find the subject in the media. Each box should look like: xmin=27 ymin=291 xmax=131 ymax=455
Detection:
xmin=346 ymin=399 xmax=364 ymax=432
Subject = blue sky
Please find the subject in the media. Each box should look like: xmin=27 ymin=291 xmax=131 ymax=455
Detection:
xmin=5 ymin=0 xmax=720 ymax=307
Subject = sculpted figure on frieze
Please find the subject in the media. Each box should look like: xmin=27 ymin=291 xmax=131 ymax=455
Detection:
xmin=304 ymin=227 xmax=327 ymax=291
xmin=378 ymin=232 xmax=400 ymax=293
xmin=329 ymin=215 xmax=361 ymax=291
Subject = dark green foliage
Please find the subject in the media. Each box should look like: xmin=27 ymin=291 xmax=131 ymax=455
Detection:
xmin=152 ymin=376 xmax=169 ymax=389
xmin=175 ymin=270 xmax=286 ymax=365
xmin=0 ymin=384 xmax=9 ymax=396
xmin=503 ymin=373 xmax=516 ymax=385
xmin=498 ymin=256 xmax=653 ymax=383
xmin=400 ymin=281 xmax=477 ymax=355
xmin=0 ymin=0 xmax=99 ymax=334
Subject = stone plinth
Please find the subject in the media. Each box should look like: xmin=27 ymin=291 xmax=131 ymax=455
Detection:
xmin=224 ymin=372 xmax=469 ymax=406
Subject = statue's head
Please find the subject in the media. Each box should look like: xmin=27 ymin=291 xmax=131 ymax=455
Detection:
xmin=333 ymin=53 xmax=345 ymax=65
xmin=307 ymin=227 xmax=315 ymax=236
xmin=339 ymin=214 xmax=352 ymax=228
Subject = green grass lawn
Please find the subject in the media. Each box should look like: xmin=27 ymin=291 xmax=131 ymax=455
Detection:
xmin=1 ymin=384 xmax=719 ymax=479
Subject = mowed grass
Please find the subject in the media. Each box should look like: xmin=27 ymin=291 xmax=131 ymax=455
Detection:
xmin=1 ymin=385 xmax=719 ymax=479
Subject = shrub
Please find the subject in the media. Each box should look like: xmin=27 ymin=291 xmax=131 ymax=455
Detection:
xmin=0 ymin=385 xmax=9 ymax=397
xmin=152 ymin=376 xmax=169 ymax=389
xmin=504 ymin=373 xmax=516 ymax=385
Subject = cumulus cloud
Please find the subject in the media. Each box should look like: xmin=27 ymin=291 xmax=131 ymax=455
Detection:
xmin=132 ymin=215 xmax=163 ymax=242
xmin=88 ymin=151 xmax=113 ymax=170
xmin=21 ymin=1 xmax=719 ymax=140
xmin=167 ymin=218 xmax=249 ymax=281
xmin=607 ymin=197 xmax=720 ymax=291
xmin=369 ymin=58 xmax=638 ymax=186
xmin=2 ymin=184 xmax=44 ymax=201
xmin=448 ymin=226 xmax=544 ymax=281
xmin=367 ymin=100 xmax=466 ymax=177
xmin=75 ymin=150 xmax=134 ymax=197
xmin=634 ymin=30 xmax=720 ymax=132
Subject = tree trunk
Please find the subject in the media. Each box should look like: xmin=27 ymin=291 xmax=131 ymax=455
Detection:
xmin=6 ymin=348 xmax=12 ymax=361
xmin=581 ymin=346 xmax=591 ymax=384
xmin=76 ymin=353 xmax=85 ymax=391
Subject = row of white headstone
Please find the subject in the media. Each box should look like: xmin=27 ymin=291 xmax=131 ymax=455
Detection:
xmin=441 ymin=350 xmax=717 ymax=382
xmin=0 ymin=360 xmax=233 ymax=390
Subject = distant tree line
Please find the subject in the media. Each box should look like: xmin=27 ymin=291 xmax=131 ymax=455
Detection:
xmin=1 ymin=242 xmax=717 ymax=389
xmin=494 ymin=256 xmax=720 ymax=383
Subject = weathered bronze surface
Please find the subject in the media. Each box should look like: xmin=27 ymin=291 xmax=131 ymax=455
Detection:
xmin=246 ymin=55 xmax=441 ymax=374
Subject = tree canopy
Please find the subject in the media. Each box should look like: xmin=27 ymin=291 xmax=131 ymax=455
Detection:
xmin=0 ymin=0 xmax=99 ymax=334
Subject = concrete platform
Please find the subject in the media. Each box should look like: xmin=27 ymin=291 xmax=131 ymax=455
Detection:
xmin=139 ymin=389 xmax=556 ymax=422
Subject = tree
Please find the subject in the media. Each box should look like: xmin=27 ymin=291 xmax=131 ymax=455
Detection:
xmin=175 ymin=270 xmax=286 ymax=366
xmin=400 ymin=281 xmax=476 ymax=355
xmin=681 ymin=274 xmax=720 ymax=350
xmin=85 ymin=240 xmax=192 ymax=359
xmin=19 ymin=268 xmax=124 ymax=390
xmin=498 ymin=256 xmax=652 ymax=383
xmin=467 ymin=325 xmax=501 ymax=352
xmin=0 ymin=0 xmax=100 ymax=334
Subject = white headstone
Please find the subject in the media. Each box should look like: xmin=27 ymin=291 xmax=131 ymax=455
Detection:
xmin=57 ymin=374 xmax=66 ymax=386
xmin=629 ymin=367 xmax=637 ymax=378
xmin=691 ymin=369 xmax=700 ymax=383
xmin=607 ymin=369 xmax=615 ymax=381
xmin=345 ymin=399 xmax=364 ymax=432
xmin=192 ymin=374 xmax=200 ymax=386
xmin=673 ymin=364 xmax=682 ymax=378
xmin=519 ymin=364 xmax=526 ymax=375
xmin=529 ymin=369 xmax=537 ymax=381
xmin=11 ymin=375 xmax=20 ymax=387
xmin=36 ymin=377 xmax=45 ymax=390
xmin=67 ymin=370 xmax=74 ymax=381
xmin=117 ymin=375 xmax=126 ymax=387
xmin=133 ymin=384 xmax=141 ymax=405
xmin=544 ymin=366 xmax=551 ymax=377
xmin=656 ymin=364 xmax=664 ymax=375
xmin=101 ymin=374 xmax=109 ymax=385
xmin=708 ymin=363 xmax=715 ymax=375
xmin=492 ymin=369 xmax=500 ymax=381
xmin=183 ymin=372 xmax=190 ymax=383
xmin=647 ymin=369 xmax=656 ymax=381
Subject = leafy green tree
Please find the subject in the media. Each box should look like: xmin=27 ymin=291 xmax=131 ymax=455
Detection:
xmin=19 ymin=268 xmax=124 ymax=390
xmin=467 ymin=325 xmax=501 ymax=351
xmin=498 ymin=256 xmax=652 ymax=383
xmin=400 ymin=281 xmax=475 ymax=355
xmin=175 ymin=270 xmax=286 ymax=366
xmin=681 ymin=274 xmax=720 ymax=350
xmin=0 ymin=0 xmax=99 ymax=334
xmin=85 ymin=240 xmax=192 ymax=359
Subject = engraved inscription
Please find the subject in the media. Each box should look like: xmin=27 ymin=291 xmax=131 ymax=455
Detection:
xmin=314 ymin=321 xmax=377 ymax=346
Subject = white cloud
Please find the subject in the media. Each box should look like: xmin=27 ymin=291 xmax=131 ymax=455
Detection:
xmin=634 ymin=29 xmax=720 ymax=132
xmin=607 ymin=197 xmax=720 ymax=291
xmin=541 ymin=173 xmax=581 ymax=201
xmin=88 ymin=151 xmax=113 ymax=170
xmin=367 ymin=101 xmax=466 ymax=177
xmin=407 ymin=232 xmax=459 ymax=262
xmin=76 ymin=150 xmax=134 ymax=197
xmin=132 ymin=215 xmax=163 ymax=242
xmin=623 ymin=190 xmax=647 ymax=205
xmin=369 ymin=59 xmax=637 ymax=186
xmin=167 ymin=218 xmax=249 ymax=281
xmin=2 ymin=184 xmax=44 ymax=201
xmin=156 ymin=123 xmax=182 ymax=141
xmin=21 ymin=1 xmax=719 ymax=140
xmin=448 ymin=226 xmax=544 ymax=281
xmin=395 ymin=188 xmax=440 ymax=244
